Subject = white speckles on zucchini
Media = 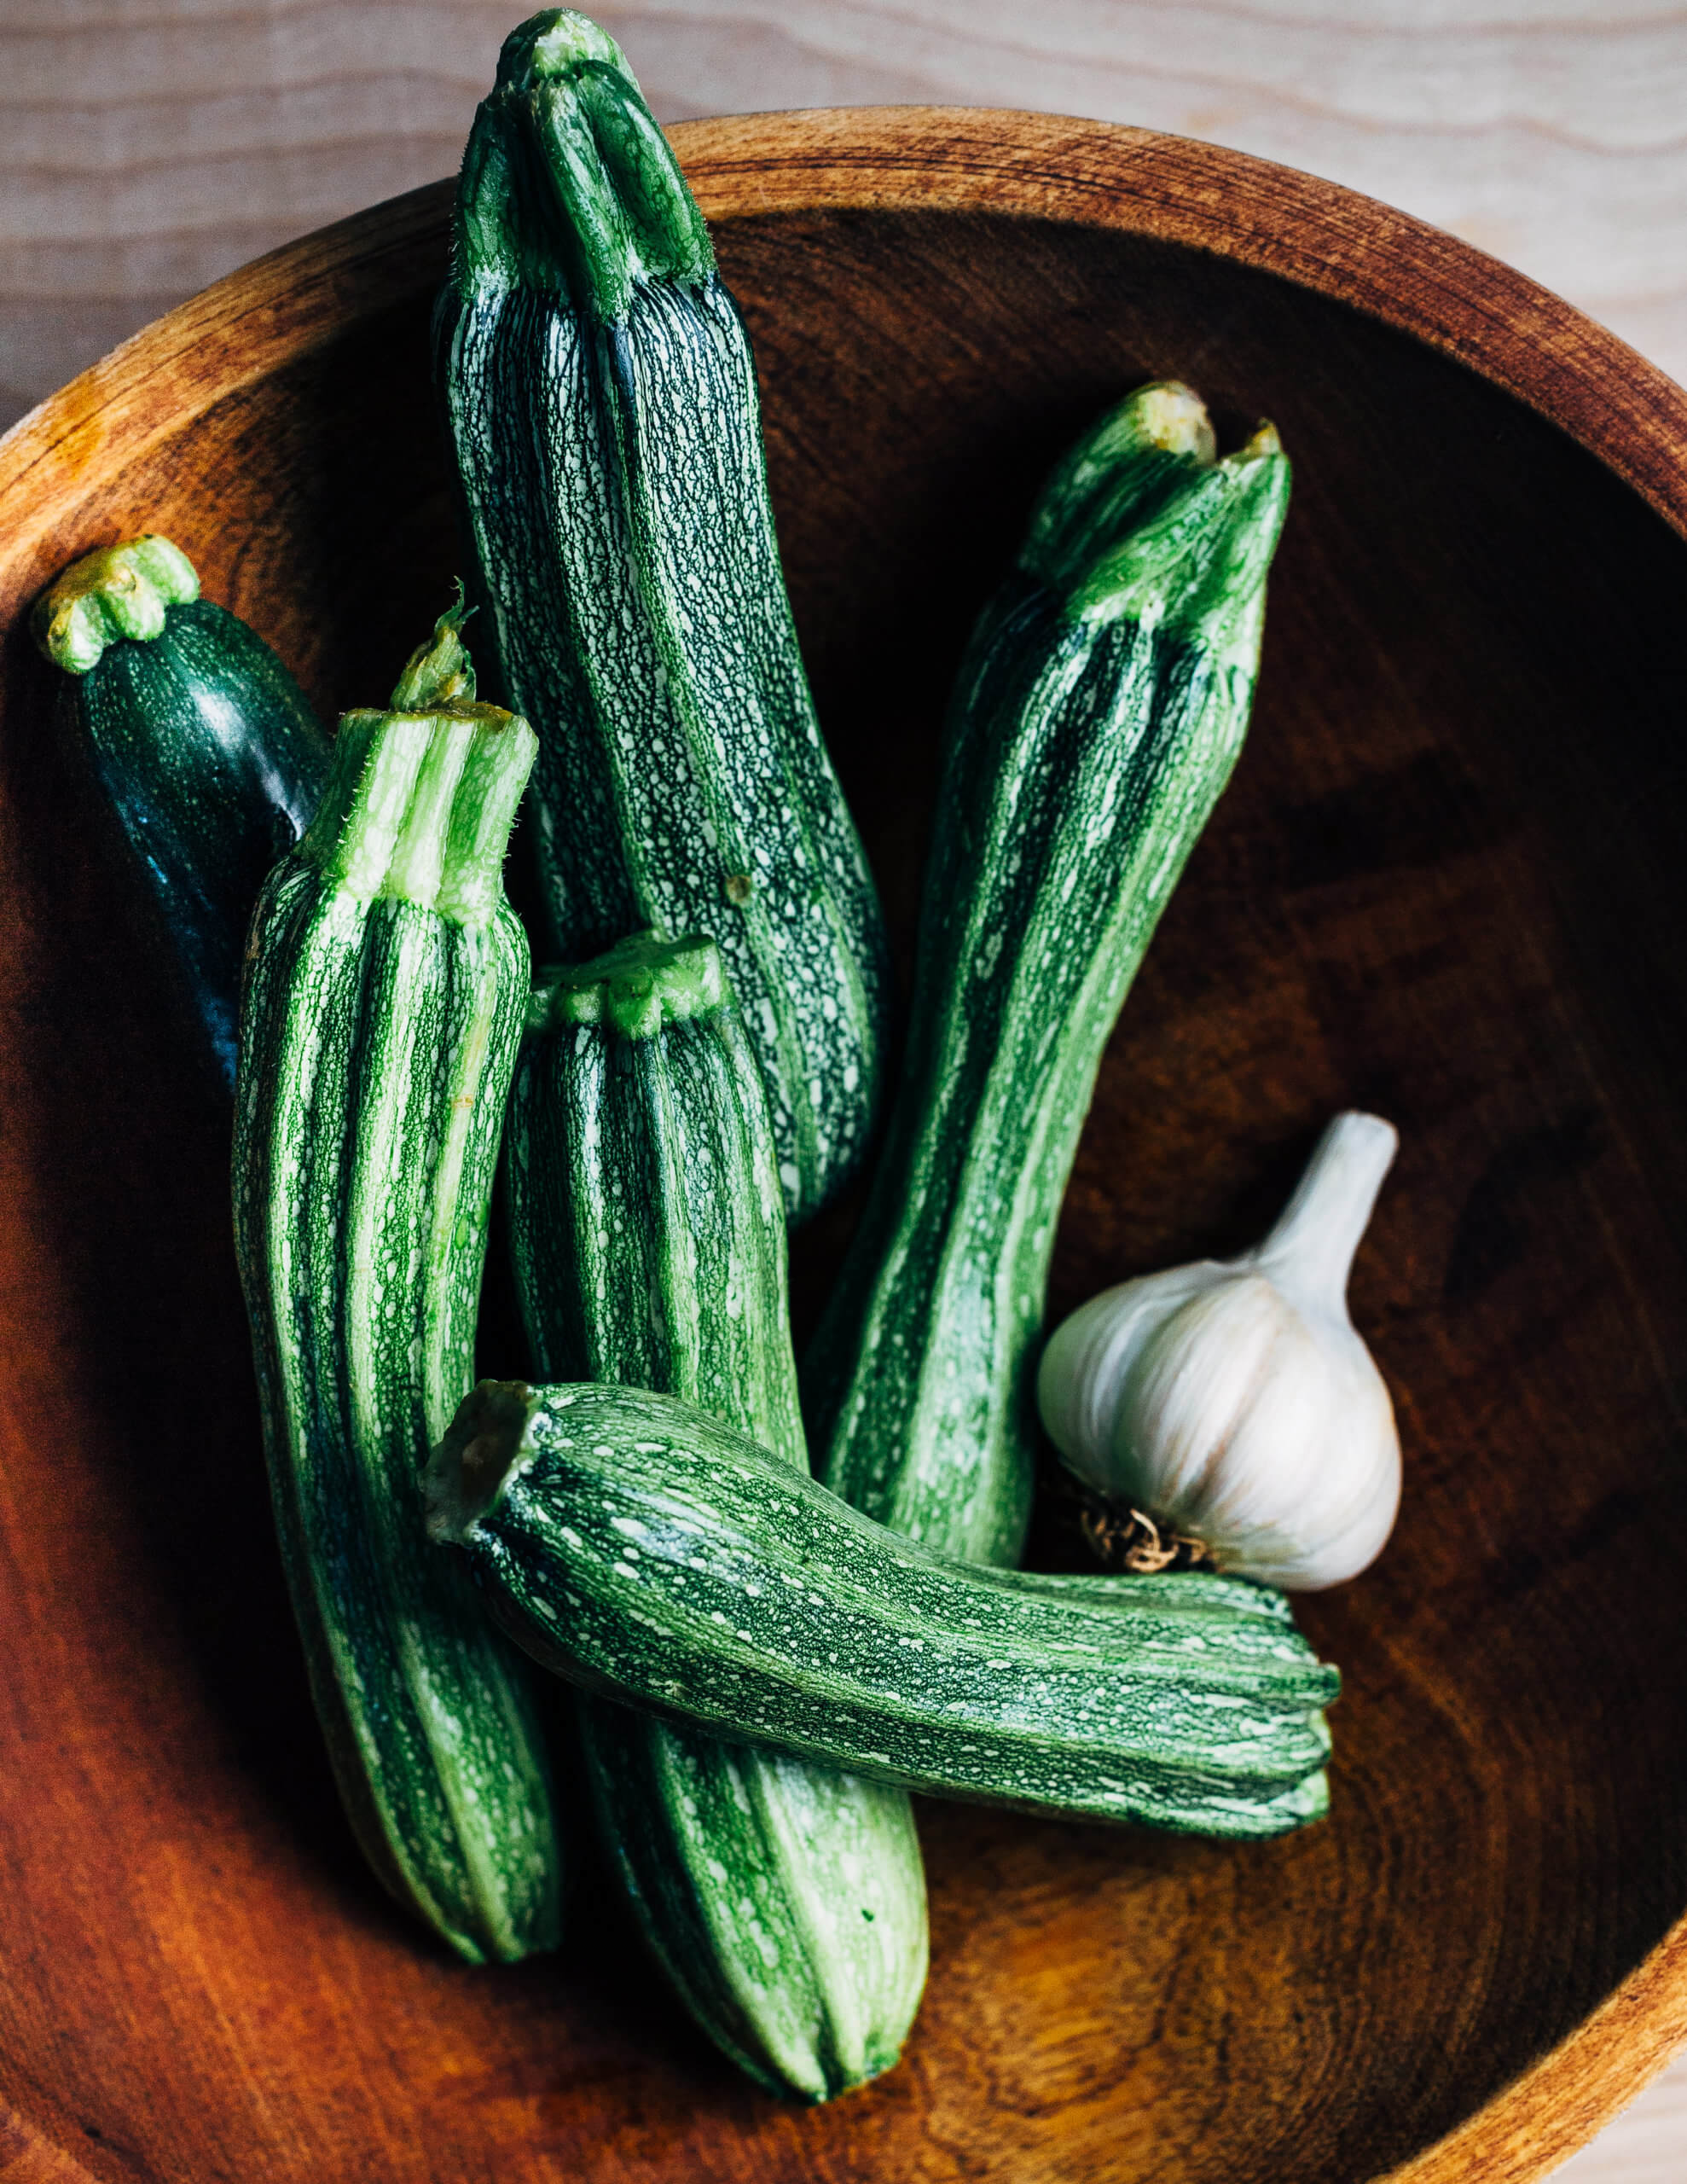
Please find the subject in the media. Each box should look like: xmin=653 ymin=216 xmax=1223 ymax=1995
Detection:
xmin=804 ymin=391 xmax=1292 ymax=1571
xmin=234 ymin=698 xmax=562 ymax=1964
xmin=505 ymin=926 xmax=928 ymax=2100
xmin=441 ymin=15 xmax=888 ymax=1222
xmin=427 ymin=1379 xmax=1336 ymax=1839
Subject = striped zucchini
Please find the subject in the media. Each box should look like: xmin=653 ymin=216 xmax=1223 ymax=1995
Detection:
xmin=803 ymin=386 xmax=1293 ymax=1568
xmin=507 ymin=932 xmax=926 ymax=2100
xmin=233 ymin=638 xmax=563 ymax=1962
xmin=507 ymin=933 xmax=807 ymax=1458
xmin=426 ymin=1380 xmax=1336 ymax=1837
xmin=32 ymin=535 xmax=328 ymax=1086
xmin=439 ymin=9 xmax=890 ymax=1222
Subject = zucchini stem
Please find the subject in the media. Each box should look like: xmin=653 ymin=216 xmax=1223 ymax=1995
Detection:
xmin=1021 ymin=382 xmax=1216 ymax=597
xmin=530 ymin=928 xmax=728 ymax=1037
xmin=425 ymin=1380 xmax=537 ymax=1542
xmin=455 ymin=8 xmax=714 ymax=316
xmin=32 ymin=535 xmax=200 ymax=674
xmin=1068 ymin=424 xmax=1291 ymax=632
xmin=390 ymin=586 xmax=478 ymax=711
xmin=300 ymin=703 xmax=537 ymax=917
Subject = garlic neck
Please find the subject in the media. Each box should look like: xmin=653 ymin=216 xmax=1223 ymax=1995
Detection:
xmin=1248 ymin=1112 xmax=1397 ymax=1324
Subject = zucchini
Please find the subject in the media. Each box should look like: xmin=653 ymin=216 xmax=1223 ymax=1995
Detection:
xmin=507 ymin=932 xmax=926 ymax=2100
xmin=803 ymin=386 xmax=1293 ymax=1568
xmin=32 ymin=535 xmax=330 ymax=1087
xmin=507 ymin=932 xmax=806 ymax=1462
xmin=439 ymin=9 xmax=890 ymax=1222
xmin=426 ymin=1380 xmax=1337 ymax=1839
xmin=233 ymin=630 xmax=563 ymax=1963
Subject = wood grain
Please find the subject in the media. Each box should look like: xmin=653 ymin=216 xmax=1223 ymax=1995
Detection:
xmin=3 ymin=106 xmax=1687 ymax=2184
xmin=15 ymin=6 xmax=1687 ymax=2169
xmin=6 ymin=2 xmax=1687 ymax=430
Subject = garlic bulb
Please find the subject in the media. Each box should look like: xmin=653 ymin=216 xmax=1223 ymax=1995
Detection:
xmin=1038 ymin=1112 xmax=1400 ymax=1589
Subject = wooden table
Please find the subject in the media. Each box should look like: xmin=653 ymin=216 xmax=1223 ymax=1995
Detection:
xmin=3 ymin=6 xmax=1684 ymax=2176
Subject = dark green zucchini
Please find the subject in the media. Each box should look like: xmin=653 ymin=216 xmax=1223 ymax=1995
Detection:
xmin=32 ymin=535 xmax=330 ymax=1087
xmin=803 ymin=386 xmax=1293 ymax=1569
xmin=507 ymin=932 xmax=926 ymax=2100
xmin=233 ymin=646 xmax=563 ymax=1963
xmin=439 ymin=9 xmax=890 ymax=1223
xmin=507 ymin=932 xmax=806 ymax=1463
xmin=426 ymin=1380 xmax=1336 ymax=1838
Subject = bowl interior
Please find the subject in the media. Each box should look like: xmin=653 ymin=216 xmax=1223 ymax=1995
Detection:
xmin=2 ymin=122 xmax=1687 ymax=2184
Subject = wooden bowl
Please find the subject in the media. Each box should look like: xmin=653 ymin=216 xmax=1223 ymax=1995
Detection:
xmin=3 ymin=107 xmax=1686 ymax=2184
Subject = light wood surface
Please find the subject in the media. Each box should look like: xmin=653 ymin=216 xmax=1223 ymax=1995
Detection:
xmin=5 ymin=3 xmax=1687 ymax=432
xmin=3 ymin=11 xmax=1687 ymax=2180
xmin=6 ymin=108 xmax=1687 ymax=2184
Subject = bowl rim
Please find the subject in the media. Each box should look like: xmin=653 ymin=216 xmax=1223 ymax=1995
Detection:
xmin=6 ymin=102 xmax=1687 ymax=607
xmin=0 ymin=102 xmax=1684 ymax=2184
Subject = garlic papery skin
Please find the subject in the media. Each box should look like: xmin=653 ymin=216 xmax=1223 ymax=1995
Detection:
xmin=1037 ymin=1112 xmax=1400 ymax=1589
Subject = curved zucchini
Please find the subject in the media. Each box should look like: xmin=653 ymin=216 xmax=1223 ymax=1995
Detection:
xmin=32 ymin=535 xmax=330 ymax=1086
xmin=234 ymin=654 xmax=563 ymax=1963
xmin=426 ymin=1380 xmax=1337 ymax=1839
xmin=439 ymin=10 xmax=890 ymax=1222
xmin=507 ymin=932 xmax=926 ymax=2100
xmin=803 ymin=386 xmax=1293 ymax=1568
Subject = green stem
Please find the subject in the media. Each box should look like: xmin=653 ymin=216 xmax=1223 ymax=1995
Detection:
xmin=1020 ymin=382 xmax=1216 ymax=598
xmin=530 ymin=928 xmax=728 ymax=1038
xmin=300 ymin=702 xmax=537 ymax=917
xmin=32 ymin=535 xmax=200 ymax=675
xmin=1066 ymin=421 xmax=1292 ymax=635
xmin=454 ymin=8 xmax=714 ymax=317
xmin=390 ymin=586 xmax=478 ymax=710
xmin=440 ymin=707 xmax=542 ymax=924
xmin=1174 ymin=425 xmax=1294 ymax=667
